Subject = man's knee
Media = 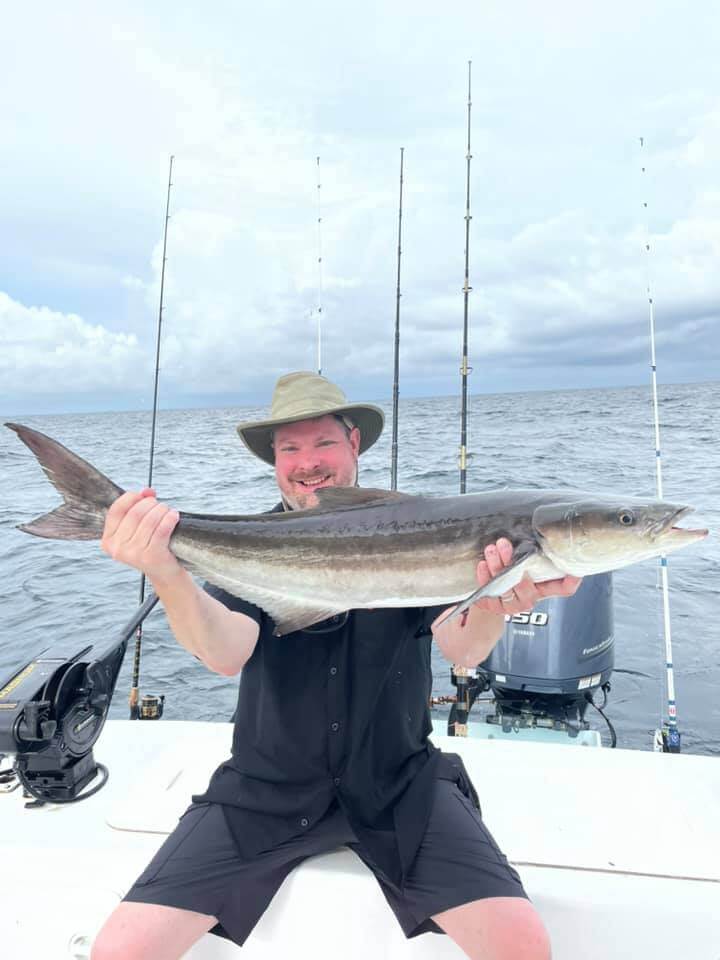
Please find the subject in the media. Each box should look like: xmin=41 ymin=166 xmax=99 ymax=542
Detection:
xmin=433 ymin=895 xmax=551 ymax=960
xmin=502 ymin=904 xmax=551 ymax=960
xmin=90 ymin=900 xmax=217 ymax=960
xmin=91 ymin=928 xmax=139 ymax=960
xmin=90 ymin=937 xmax=127 ymax=960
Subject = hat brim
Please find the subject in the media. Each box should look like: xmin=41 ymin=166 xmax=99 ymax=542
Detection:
xmin=237 ymin=403 xmax=385 ymax=465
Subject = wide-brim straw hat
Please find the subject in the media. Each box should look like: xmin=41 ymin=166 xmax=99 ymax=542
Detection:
xmin=237 ymin=371 xmax=385 ymax=465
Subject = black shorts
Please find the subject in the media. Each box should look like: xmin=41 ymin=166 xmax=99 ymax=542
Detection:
xmin=123 ymin=778 xmax=527 ymax=946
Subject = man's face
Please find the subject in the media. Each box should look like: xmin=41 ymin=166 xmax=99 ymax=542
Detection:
xmin=273 ymin=415 xmax=361 ymax=510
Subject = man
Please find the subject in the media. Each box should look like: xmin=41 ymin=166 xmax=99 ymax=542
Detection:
xmin=91 ymin=372 xmax=581 ymax=960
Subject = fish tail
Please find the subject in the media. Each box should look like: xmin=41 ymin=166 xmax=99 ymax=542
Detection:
xmin=5 ymin=423 xmax=125 ymax=541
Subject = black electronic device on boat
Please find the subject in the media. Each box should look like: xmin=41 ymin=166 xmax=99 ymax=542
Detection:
xmin=0 ymin=593 xmax=159 ymax=804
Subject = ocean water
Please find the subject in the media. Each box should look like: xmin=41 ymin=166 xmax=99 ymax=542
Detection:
xmin=0 ymin=382 xmax=718 ymax=755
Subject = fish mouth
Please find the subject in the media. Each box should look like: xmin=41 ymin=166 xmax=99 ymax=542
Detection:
xmin=654 ymin=506 xmax=708 ymax=542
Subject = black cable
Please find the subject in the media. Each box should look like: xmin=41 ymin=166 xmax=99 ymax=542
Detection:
xmin=584 ymin=690 xmax=617 ymax=748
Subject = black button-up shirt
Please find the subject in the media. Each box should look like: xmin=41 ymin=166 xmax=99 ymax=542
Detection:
xmin=192 ymin=529 xmax=457 ymax=885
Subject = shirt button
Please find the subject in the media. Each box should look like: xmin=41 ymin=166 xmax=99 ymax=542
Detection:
xmin=330 ymin=721 xmax=340 ymax=732
xmin=300 ymin=817 xmax=309 ymax=828
xmin=333 ymin=777 xmax=341 ymax=787
xmin=329 ymin=666 xmax=338 ymax=676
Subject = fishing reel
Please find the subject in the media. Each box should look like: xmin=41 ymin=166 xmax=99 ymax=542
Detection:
xmin=138 ymin=694 xmax=165 ymax=720
xmin=0 ymin=594 xmax=158 ymax=805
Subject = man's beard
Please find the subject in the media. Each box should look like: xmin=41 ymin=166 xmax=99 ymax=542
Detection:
xmin=281 ymin=466 xmax=359 ymax=511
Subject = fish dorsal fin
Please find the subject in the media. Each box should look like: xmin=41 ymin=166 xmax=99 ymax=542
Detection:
xmin=314 ymin=487 xmax=410 ymax=510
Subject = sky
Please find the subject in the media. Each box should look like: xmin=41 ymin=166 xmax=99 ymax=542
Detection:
xmin=1 ymin=1 xmax=719 ymax=416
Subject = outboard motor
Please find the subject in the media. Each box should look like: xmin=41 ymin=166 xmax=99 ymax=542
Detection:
xmin=466 ymin=574 xmax=614 ymax=737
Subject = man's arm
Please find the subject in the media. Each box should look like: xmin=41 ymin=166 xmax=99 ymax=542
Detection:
xmin=432 ymin=537 xmax=582 ymax=667
xmin=101 ymin=489 xmax=259 ymax=676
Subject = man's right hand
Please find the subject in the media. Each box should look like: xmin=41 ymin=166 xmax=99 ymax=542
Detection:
xmin=101 ymin=488 xmax=182 ymax=587
xmin=100 ymin=489 xmax=258 ymax=676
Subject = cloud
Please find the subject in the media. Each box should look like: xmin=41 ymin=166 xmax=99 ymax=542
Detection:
xmin=1 ymin=3 xmax=719 ymax=411
xmin=676 ymin=108 xmax=720 ymax=169
xmin=0 ymin=292 xmax=143 ymax=393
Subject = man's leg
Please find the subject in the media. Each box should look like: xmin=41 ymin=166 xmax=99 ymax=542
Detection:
xmin=90 ymin=901 xmax=217 ymax=960
xmin=433 ymin=896 xmax=551 ymax=960
xmin=90 ymin=800 xmax=360 ymax=958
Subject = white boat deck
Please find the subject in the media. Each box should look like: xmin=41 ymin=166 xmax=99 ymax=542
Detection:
xmin=1 ymin=719 xmax=718 ymax=959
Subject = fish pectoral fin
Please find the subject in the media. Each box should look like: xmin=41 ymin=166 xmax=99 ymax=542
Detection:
xmin=436 ymin=547 xmax=542 ymax=628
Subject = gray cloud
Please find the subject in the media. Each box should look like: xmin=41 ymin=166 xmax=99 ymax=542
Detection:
xmin=1 ymin=1 xmax=719 ymax=416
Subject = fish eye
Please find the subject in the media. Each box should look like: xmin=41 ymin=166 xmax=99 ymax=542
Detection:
xmin=618 ymin=510 xmax=635 ymax=526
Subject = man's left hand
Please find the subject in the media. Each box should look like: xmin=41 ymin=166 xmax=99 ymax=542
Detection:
xmin=473 ymin=537 xmax=582 ymax=617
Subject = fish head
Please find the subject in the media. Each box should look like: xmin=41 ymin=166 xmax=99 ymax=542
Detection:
xmin=532 ymin=496 xmax=708 ymax=575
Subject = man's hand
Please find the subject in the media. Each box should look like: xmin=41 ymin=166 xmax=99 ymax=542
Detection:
xmin=472 ymin=537 xmax=582 ymax=616
xmin=432 ymin=538 xmax=582 ymax=666
xmin=100 ymin=489 xmax=259 ymax=676
xmin=100 ymin=488 xmax=182 ymax=588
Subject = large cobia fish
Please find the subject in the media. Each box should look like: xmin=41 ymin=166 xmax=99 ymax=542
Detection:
xmin=6 ymin=423 xmax=708 ymax=635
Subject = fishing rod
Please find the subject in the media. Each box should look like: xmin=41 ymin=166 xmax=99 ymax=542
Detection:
xmin=316 ymin=155 xmax=324 ymax=376
xmin=459 ymin=60 xmax=473 ymax=494
xmin=390 ymin=147 xmax=404 ymax=491
xmin=128 ymin=154 xmax=174 ymax=721
xmin=450 ymin=63 xmax=474 ymax=738
xmin=638 ymin=137 xmax=680 ymax=753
